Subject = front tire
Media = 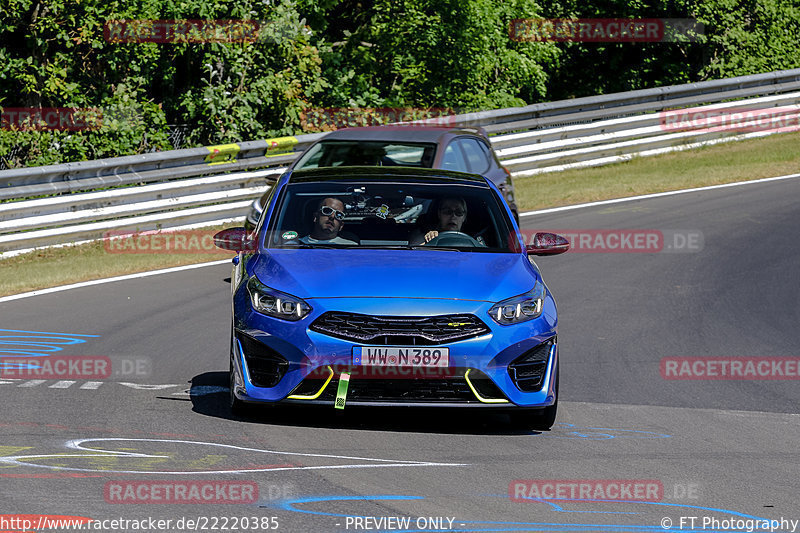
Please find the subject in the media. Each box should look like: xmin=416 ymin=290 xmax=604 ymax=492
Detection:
xmin=229 ymin=330 xmax=253 ymax=416
xmin=229 ymin=356 xmax=250 ymax=416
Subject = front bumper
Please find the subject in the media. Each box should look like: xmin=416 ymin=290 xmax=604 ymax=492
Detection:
xmin=231 ymin=295 xmax=559 ymax=408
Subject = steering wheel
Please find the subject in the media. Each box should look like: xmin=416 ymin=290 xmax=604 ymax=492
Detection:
xmin=424 ymin=231 xmax=482 ymax=247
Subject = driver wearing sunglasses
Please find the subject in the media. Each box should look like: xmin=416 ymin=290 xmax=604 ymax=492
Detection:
xmin=299 ymin=197 xmax=357 ymax=245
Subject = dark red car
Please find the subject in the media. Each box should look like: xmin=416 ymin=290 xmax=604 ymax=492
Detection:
xmin=244 ymin=126 xmax=517 ymax=229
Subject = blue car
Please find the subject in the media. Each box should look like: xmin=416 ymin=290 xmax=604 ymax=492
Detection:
xmin=216 ymin=166 xmax=569 ymax=429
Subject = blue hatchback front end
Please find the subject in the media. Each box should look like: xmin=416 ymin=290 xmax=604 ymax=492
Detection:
xmin=223 ymin=167 xmax=566 ymax=428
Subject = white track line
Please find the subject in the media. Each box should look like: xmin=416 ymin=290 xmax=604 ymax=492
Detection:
xmin=0 ymin=438 xmax=467 ymax=474
xmin=519 ymin=172 xmax=800 ymax=217
xmin=0 ymin=260 xmax=231 ymax=304
xmin=3 ymin=172 xmax=800 ymax=303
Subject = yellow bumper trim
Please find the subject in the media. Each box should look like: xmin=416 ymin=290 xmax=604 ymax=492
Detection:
xmin=287 ymin=366 xmax=334 ymax=400
xmin=465 ymin=369 xmax=509 ymax=404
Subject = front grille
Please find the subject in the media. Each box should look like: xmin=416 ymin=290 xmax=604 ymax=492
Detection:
xmin=348 ymin=378 xmax=475 ymax=402
xmin=236 ymin=332 xmax=289 ymax=388
xmin=508 ymin=339 xmax=553 ymax=392
xmin=310 ymin=312 xmax=490 ymax=345
xmin=290 ymin=368 xmax=506 ymax=403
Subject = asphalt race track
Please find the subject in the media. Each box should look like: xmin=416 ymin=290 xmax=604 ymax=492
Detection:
xmin=2 ymin=177 xmax=799 ymax=533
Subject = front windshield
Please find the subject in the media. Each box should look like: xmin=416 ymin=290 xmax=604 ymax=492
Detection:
xmin=265 ymin=180 xmax=515 ymax=253
xmin=294 ymin=141 xmax=437 ymax=169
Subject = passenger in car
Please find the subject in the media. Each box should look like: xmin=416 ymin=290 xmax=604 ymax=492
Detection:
xmin=299 ymin=197 xmax=357 ymax=245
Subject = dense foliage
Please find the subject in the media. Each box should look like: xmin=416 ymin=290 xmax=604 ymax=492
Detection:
xmin=1 ymin=0 xmax=797 ymax=167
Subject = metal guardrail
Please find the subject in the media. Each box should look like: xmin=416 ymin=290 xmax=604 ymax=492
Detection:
xmin=2 ymin=68 xmax=800 ymax=255
xmin=493 ymin=91 xmax=800 ymax=174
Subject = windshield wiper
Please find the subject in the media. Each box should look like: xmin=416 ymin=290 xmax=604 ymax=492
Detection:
xmin=282 ymin=243 xmax=344 ymax=249
xmin=356 ymin=244 xmax=416 ymax=250
xmin=407 ymin=245 xmax=466 ymax=252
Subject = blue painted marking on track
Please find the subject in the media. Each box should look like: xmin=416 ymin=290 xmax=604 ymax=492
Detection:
xmin=479 ymin=494 xmax=641 ymax=516
xmin=0 ymin=328 xmax=99 ymax=337
xmin=272 ymin=495 xmax=424 ymax=517
xmin=515 ymin=497 xmax=640 ymax=514
xmin=0 ymin=329 xmax=99 ymax=370
xmin=535 ymin=423 xmax=672 ymax=440
xmin=270 ymin=494 xmax=769 ymax=533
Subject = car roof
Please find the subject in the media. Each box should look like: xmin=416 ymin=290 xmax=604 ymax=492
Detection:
xmin=318 ymin=125 xmax=488 ymax=143
xmin=287 ymin=166 xmax=489 ymax=185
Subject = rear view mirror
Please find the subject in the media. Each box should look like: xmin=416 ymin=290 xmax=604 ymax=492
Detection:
xmin=526 ymin=232 xmax=570 ymax=256
xmin=214 ymin=227 xmax=254 ymax=252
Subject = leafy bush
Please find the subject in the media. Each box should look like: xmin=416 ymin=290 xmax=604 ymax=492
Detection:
xmin=1 ymin=0 xmax=798 ymax=168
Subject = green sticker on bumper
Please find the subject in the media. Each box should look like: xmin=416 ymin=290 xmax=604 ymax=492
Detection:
xmin=335 ymin=372 xmax=350 ymax=410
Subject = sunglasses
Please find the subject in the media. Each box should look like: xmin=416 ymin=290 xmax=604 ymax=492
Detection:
xmin=440 ymin=208 xmax=466 ymax=217
xmin=319 ymin=205 xmax=346 ymax=220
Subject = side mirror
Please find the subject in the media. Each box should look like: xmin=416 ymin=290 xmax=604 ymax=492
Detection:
xmin=526 ymin=232 xmax=570 ymax=256
xmin=214 ymin=227 xmax=254 ymax=252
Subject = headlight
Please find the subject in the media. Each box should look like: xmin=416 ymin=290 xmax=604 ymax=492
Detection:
xmin=488 ymin=282 xmax=546 ymax=325
xmin=247 ymin=277 xmax=311 ymax=321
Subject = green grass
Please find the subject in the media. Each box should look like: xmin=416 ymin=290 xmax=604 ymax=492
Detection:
xmin=514 ymin=131 xmax=800 ymax=210
xmin=0 ymin=225 xmax=236 ymax=297
xmin=2 ymin=131 xmax=799 ymax=297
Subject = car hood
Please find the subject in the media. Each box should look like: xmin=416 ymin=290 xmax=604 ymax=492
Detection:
xmin=249 ymin=249 xmax=538 ymax=302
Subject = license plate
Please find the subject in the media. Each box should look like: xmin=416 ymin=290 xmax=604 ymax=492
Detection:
xmin=353 ymin=347 xmax=450 ymax=367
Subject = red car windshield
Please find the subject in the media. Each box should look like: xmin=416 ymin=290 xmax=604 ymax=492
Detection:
xmin=294 ymin=141 xmax=437 ymax=169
